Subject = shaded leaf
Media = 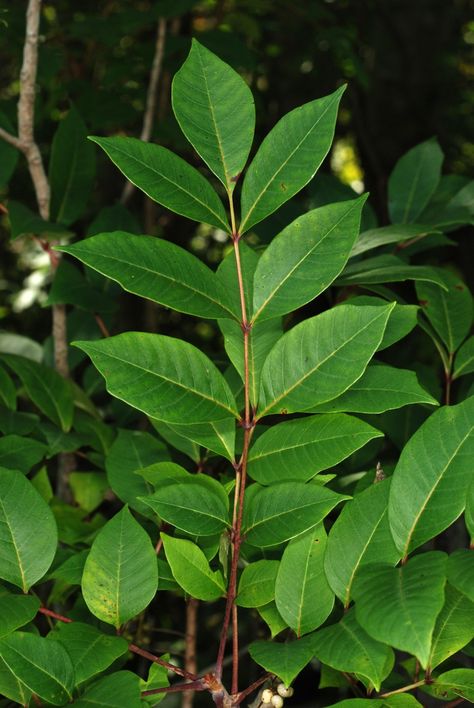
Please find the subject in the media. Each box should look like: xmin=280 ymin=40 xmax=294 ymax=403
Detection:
xmin=249 ymin=636 xmax=314 ymax=686
xmin=428 ymin=584 xmax=474 ymax=669
xmin=0 ymin=589 xmax=40 ymax=638
xmin=416 ymin=273 xmax=473 ymax=354
xmin=446 ymin=549 xmax=474 ymax=602
xmin=0 ymin=434 xmax=46 ymax=473
xmin=236 ymin=560 xmax=279 ymax=608
xmin=72 ymin=671 xmax=142 ymax=707
xmin=0 ymin=364 xmax=16 ymax=410
xmin=337 ymin=254 xmax=448 ymax=290
xmin=350 ymin=223 xmax=440 ymax=258
xmin=8 ymin=200 xmax=70 ymax=240
xmin=453 ymin=335 xmax=474 ymax=379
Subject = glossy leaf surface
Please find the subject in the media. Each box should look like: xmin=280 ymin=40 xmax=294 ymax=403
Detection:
xmin=236 ymin=560 xmax=279 ymax=608
xmin=162 ymin=534 xmax=225 ymax=600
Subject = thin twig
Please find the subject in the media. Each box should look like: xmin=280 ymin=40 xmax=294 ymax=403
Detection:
xmin=233 ymin=674 xmax=271 ymax=705
xmin=182 ymin=598 xmax=199 ymax=708
xmin=379 ymin=680 xmax=426 ymax=698
xmin=0 ymin=126 xmax=24 ymax=150
xmin=121 ymin=17 xmax=167 ymax=204
xmin=142 ymin=679 xmax=207 ymax=697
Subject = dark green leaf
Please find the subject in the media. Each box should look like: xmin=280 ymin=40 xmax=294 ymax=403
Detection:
xmin=0 ymin=468 xmax=57 ymax=591
xmin=248 ymin=414 xmax=382 ymax=485
xmin=0 ymin=364 xmax=16 ymax=410
xmin=7 ymin=200 xmax=71 ymax=240
xmin=90 ymin=136 xmax=230 ymax=231
xmin=45 ymin=259 xmax=117 ymax=313
xmin=240 ymin=86 xmax=345 ymax=233
xmin=352 ymin=551 xmax=447 ymax=667
xmin=249 ymin=636 xmax=314 ymax=686
xmin=172 ymin=39 xmax=255 ymax=191
xmin=389 ymin=396 xmax=474 ymax=556
xmin=447 ymin=549 xmax=474 ymax=602
xmin=0 ymin=434 xmax=46 ymax=473
xmin=275 ymin=525 xmax=334 ymax=636
xmin=428 ymin=584 xmax=474 ymax=669
xmin=0 ymin=112 xmax=19 ymax=185
xmin=82 ymin=507 xmax=158 ymax=627
xmin=453 ymin=335 xmax=474 ymax=379
xmin=257 ymin=304 xmax=393 ymax=418
xmin=75 ymin=332 xmax=238 ymax=424
xmin=350 ymin=223 xmax=440 ymax=258
xmin=337 ymin=255 xmax=449 ymax=290
xmin=72 ymin=671 xmax=142 ymax=708
xmin=416 ymin=273 xmax=473 ymax=354
xmin=0 ymin=589 xmax=40 ymax=638
xmin=236 ymin=560 xmax=279 ymax=608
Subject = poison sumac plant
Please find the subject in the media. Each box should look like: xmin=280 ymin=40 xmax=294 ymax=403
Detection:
xmin=0 ymin=39 xmax=473 ymax=708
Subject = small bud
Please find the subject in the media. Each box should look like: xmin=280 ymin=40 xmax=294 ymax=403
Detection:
xmin=261 ymin=688 xmax=274 ymax=704
xmin=271 ymin=695 xmax=284 ymax=708
xmin=277 ymin=684 xmax=294 ymax=698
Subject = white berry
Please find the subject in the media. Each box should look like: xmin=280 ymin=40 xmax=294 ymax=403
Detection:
xmin=271 ymin=695 xmax=284 ymax=708
xmin=261 ymin=688 xmax=274 ymax=704
xmin=277 ymin=684 xmax=294 ymax=698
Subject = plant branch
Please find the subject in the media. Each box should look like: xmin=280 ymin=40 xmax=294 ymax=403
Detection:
xmin=142 ymin=679 xmax=207 ymax=697
xmin=233 ymin=674 xmax=271 ymax=705
xmin=182 ymin=598 xmax=199 ymax=708
xmin=379 ymin=680 xmax=426 ymax=698
xmin=121 ymin=17 xmax=167 ymax=204
xmin=0 ymin=126 xmax=24 ymax=151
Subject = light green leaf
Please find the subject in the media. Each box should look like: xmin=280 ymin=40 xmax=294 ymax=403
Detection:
xmin=388 ymin=138 xmax=444 ymax=223
xmin=447 ymin=549 xmax=474 ymax=602
xmin=106 ymin=429 xmax=168 ymax=517
xmin=0 ymin=588 xmax=40 ymax=638
xmin=49 ymin=105 xmax=96 ymax=226
xmin=252 ymin=197 xmax=367 ymax=322
xmin=256 ymin=602 xmax=288 ymax=638
xmin=51 ymin=621 xmax=128 ymax=686
xmin=453 ymin=335 xmax=474 ymax=379
xmin=428 ymin=584 xmax=474 ymax=669
xmin=340 ymin=296 xmax=418 ymax=351
xmin=172 ymin=39 xmax=255 ymax=191
xmin=59 ymin=232 xmax=235 ymax=320
xmin=141 ymin=659 xmax=169 ymax=705
xmin=0 ymin=632 xmax=74 ymax=705
xmin=248 ymin=413 xmax=382 ymax=485
xmin=257 ymin=304 xmax=394 ymax=418
xmin=159 ymin=417 xmax=236 ymax=461
xmin=72 ymin=671 xmax=142 ymax=708
xmin=0 ymin=364 xmax=16 ymax=410
xmin=433 ymin=669 xmax=474 ymax=702
xmin=337 ymin=254 xmax=449 ymax=290
xmin=161 ymin=533 xmax=225 ymax=600
xmin=75 ymin=332 xmax=238 ymax=424
xmin=325 ymin=479 xmax=400 ymax=606
xmin=352 ymin=551 xmax=447 ymax=667
xmin=243 ymin=481 xmax=347 ymax=547
xmin=248 ymin=636 xmax=314 ymax=686
xmin=275 ymin=525 xmax=333 ymax=636
xmin=308 ymin=364 xmax=438 ymax=414
xmin=0 ymin=467 xmax=57 ymax=591
xmin=82 ymin=507 xmax=158 ymax=628
xmin=1 ymin=354 xmax=74 ymax=432
xmin=310 ymin=608 xmax=394 ymax=691
xmin=389 ymin=396 xmax=474 ymax=556
xmin=0 ymin=434 xmax=46 ymax=473
xmin=417 ymin=274 xmax=473 ymax=355
xmin=236 ymin=560 xmax=280 ymax=608
xmin=90 ymin=136 xmax=230 ymax=231
xmin=140 ymin=475 xmax=229 ymax=536
xmin=240 ymin=86 xmax=345 ymax=233
xmin=70 ymin=472 xmax=108 ymax=513
xmin=350 ymin=223 xmax=440 ymax=258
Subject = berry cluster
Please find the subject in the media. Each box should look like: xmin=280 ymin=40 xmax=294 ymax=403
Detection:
xmin=260 ymin=683 xmax=294 ymax=707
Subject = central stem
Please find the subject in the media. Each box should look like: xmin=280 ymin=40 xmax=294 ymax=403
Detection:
xmin=215 ymin=193 xmax=254 ymax=699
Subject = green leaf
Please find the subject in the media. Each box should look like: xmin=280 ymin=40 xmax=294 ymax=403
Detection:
xmin=310 ymin=608 xmax=394 ymax=691
xmin=161 ymin=533 xmax=225 ymax=600
xmin=352 ymin=551 xmax=447 ymax=667
xmin=51 ymin=621 xmax=128 ymax=686
xmin=0 ymin=468 xmax=57 ymax=591
xmin=248 ymin=413 xmax=382 ymax=485
xmin=0 ymin=112 xmax=19 ymax=185
xmin=0 ymin=364 xmax=16 ymax=410
xmin=337 ymin=255 xmax=449 ymax=290
xmin=433 ymin=669 xmax=474 ymax=702
xmin=236 ymin=559 xmax=280 ymax=607
xmin=7 ymin=200 xmax=71 ymax=240
xmin=70 ymin=472 xmax=108 ymax=512
xmin=389 ymin=396 xmax=474 ymax=556
xmin=0 ymin=434 xmax=46 ymax=473
xmin=350 ymin=223 xmax=440 ymax=258
xmin=0 ymin=655 xmax=32 ymax=705
xmin=45 ymin=259 xmax=116 ymax=313
xmin=59 ymin=232 xmax=235 ymax=320
xmin=416 ymin=274 xmax=473 ymax=355
xmin=240 ymin=86 xmax=345 ymax=233
xmin=150 ymin=420 xmax=200 ymax=462
xmin=325 ymin=479 xmax=400 ymax=606
xmin=0 ymin=408 xmax=38 ymax=436
xmin=248 ymin=636 xmax=314 ymax=686
xmin=0 ymin=589 xmax=40 ymax=638
xmin=48 ymin=549 xmax=88 ymax=586
xmin=1 ymin=354 xmax=74 ymax=432
xmin=256 ymin=602 xmax=288 ymax=638
xmin=309 ymin=364 xmax=438 ymax=414
xmin=388 ymin=138 xmax=444 ymax=223
xmin=141 ymin=660 xmax=169 ymax=705
xmin=172 ymin=39 xmax=255 ymax=191
xmin=327 ymin=697 xmax=423 ymax=707
xmin=252 ymin=197 xmax=367 ymax=322
xmin=453 ymin=335 xmax=474 ymax=379
xmin=82 ymin=507 xmax=158 ymax=628
xmin=49 ymin=105 xmax=96 ymax=226
xmin=428 ymin=584 xmax=474 ymax=669
xmin=275 ymin=525 xmax=334 ymax=636
xmin=106 ymin=429 xmax=168 ymax=517
xmin=156 ymin=418 xmax=235 ymax=461
xmin=90 ymin=136 xmax=230 ymax=231
xmin=340 ymin=296 xmax=418 ymax=351
xmin=140 ymin=474 xmax=229 ymax=536
xmin=447 ymin=549 xmax=474 ymax=602
xmin=466 ymin=477 xmax=474 ymax=542
xmin=75 ymin=332 xmax=238 ymax=424
xmin=257 ymin=304 xmax=394 ymax=418
xmin=0 ymin=332 xmax=42 ymax=361
xmin=72 ymin=671 xmax=142 ymax=708
xmin=0 ymin=632 xmax=74 ymax=705
xmin=243 ymin=481 xmax=348 ymax=547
